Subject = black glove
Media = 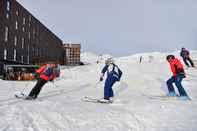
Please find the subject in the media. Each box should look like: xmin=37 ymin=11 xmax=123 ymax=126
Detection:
xmin=100 ymin=77 xmax=103 ymax=81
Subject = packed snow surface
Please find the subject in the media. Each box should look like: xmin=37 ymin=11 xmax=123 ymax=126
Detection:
xmin=0 ymin=51 xmax=197 ymax=131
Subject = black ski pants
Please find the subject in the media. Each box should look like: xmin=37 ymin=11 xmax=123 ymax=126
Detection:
xmin=28 ymin=78 xmax=47 ymax=98
xmin=182 ymin=57 xmax=194 ymax=67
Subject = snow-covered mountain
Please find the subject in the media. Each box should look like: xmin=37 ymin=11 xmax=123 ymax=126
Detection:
xmin=0 ymin=51 xmax=197 ymax=131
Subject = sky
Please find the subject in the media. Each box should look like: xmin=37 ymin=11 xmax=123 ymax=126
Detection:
xmin=17 ymin=0 xmax=197 ymax=56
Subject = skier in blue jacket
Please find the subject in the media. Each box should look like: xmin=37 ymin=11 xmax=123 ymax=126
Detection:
xmin=99 ymin=58 xmax=122 ymax=103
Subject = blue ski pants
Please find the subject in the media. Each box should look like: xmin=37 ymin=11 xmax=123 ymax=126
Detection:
xmin=104 ymin=74 xmax=118 ymax=100
xmin=166 ymin=74 xmax=188 ymax=97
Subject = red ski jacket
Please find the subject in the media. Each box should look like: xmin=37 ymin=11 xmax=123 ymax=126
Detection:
xmin=169 ymin=58 xmax=185 ymax=77
xmin=36 ymin=64 xmax=56 ymax=81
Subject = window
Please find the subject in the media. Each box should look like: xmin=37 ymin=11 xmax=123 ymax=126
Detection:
xmin=4 ymin=49 xmax=7 ymax=60
xmin=66 ymin=48 xmax=70 ymax=57
xmin=28 ymin=32 xmax=31 ymax=39
xmin=6 ymin=13 xmax=9 ymax=19
xmin=21 ymin=56 xmax=24 ymax=63
xmin=22 ymin=38 xmax=24 ymax=49
xmin=27 ymin=56 xmax=29 ymax=64
xmin=16 ymin=10 xmax=19 ymax=16
xmin=23 ymin=17 xmax=26 ymax=25
xmin=7 ymin=1 xmax=10 ymax=11
xmin=29 ymin=15 xmax=31 ymax=22
xmin=15 ymin=21 xmax=18 ymax=30
xmin=33 ymin=28 xmax=36 ymax=39
xmin=36 ymin=48 xmax=39 ymax=56
xmin=14 ymin=36 xmax=17 ymax=46
xmin=14 ymin=49 xmax=16 ymax=61
xmin=27 ymin=45 xmax=30 ymax=64
xmin=22 ymin=27 xmax=25 ymax=32
xmin=32 ymin=47 xmax=34 ymax=55
xmin=28 ymin=16 xmax=31 ymax=27
xmin=5 ymin=27 xmax=8 ymax=42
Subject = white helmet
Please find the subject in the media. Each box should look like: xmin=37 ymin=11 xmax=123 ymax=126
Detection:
xmin=105 ymin=58 xmax=114 ymax=65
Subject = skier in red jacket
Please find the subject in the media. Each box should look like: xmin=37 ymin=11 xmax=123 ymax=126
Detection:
xmin=26 ymin=63 xmax=60 ymax=100
xmin=166 ymin=55 xmax=190 ymax=100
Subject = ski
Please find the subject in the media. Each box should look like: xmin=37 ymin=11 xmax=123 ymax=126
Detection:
xmin=147 ymin=95 xmax=177 ymax=100
xmin=81 ymin=96 xmax=113 ymax=104
xmin=145 ymin=95 xmax=192 ymax=101
xmin=14 ymin=93 xmax=28 ymax=100
xmin=14 ymin=93 xmax=37 ymax=100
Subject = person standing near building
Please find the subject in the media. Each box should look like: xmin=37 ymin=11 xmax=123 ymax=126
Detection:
xmin=26 ymin=63 xmax=60 ymax=100
xmin=166 ymin=55 xmax=190 ymax=100
xmin=180 ymin=47 xmax=195 ymax=67
xmin=99 ymin=58 xmax=122 ymax=103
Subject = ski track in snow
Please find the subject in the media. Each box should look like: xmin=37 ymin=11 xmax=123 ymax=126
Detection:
xmin=0 ymin=51 xmax=197 ymax=131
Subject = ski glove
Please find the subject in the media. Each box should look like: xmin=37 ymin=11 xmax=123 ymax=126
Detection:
xmin=100 ymin=77 xmax=103 ymax=81
xmin=34 ymin=73 xmax=40 ymax=79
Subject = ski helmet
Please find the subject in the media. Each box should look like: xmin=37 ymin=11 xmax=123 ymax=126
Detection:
xmin=105 ymin=58 xmax=114 ymax=65
xmin=166 ymin=55 xmax=175 ymax=61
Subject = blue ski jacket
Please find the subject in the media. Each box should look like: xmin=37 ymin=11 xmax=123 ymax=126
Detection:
xmin=101 ymin=63 xmax=122 ymax=81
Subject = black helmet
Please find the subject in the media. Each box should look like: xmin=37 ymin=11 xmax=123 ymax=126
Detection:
xmin=166 ymin=55 xmax=175 ymax=60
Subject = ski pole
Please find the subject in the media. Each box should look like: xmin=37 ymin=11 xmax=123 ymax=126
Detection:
xmin=20 ymin=81 xmax=31 ymax=96
xmin=94 ymin=81 xmax=101 ymax=88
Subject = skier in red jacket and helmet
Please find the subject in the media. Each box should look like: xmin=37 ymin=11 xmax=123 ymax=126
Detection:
xmin=166 ymin=55 xmax=190 ymax=100
xmin=26 ymin=63 xmax=60 ymax=100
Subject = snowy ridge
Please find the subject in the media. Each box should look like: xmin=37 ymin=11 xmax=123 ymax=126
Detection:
xmin=81 ymin=52 xmax=112 ymax=64
xmin=0 ymin=51 xmax=197 ymax=131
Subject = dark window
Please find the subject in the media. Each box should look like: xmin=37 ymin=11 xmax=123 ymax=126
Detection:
xmin=23 ymin=17 xmax=26 ymax=25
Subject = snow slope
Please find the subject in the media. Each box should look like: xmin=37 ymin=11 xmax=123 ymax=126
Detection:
xmin=0 ymin=51 xmax=197 ymax=131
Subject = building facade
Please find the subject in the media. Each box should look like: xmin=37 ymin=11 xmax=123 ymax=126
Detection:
xmin=0 ymin=0 xmax=65 ymax=66
xmin=63 ymin=43 xmax=81 ymax=65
